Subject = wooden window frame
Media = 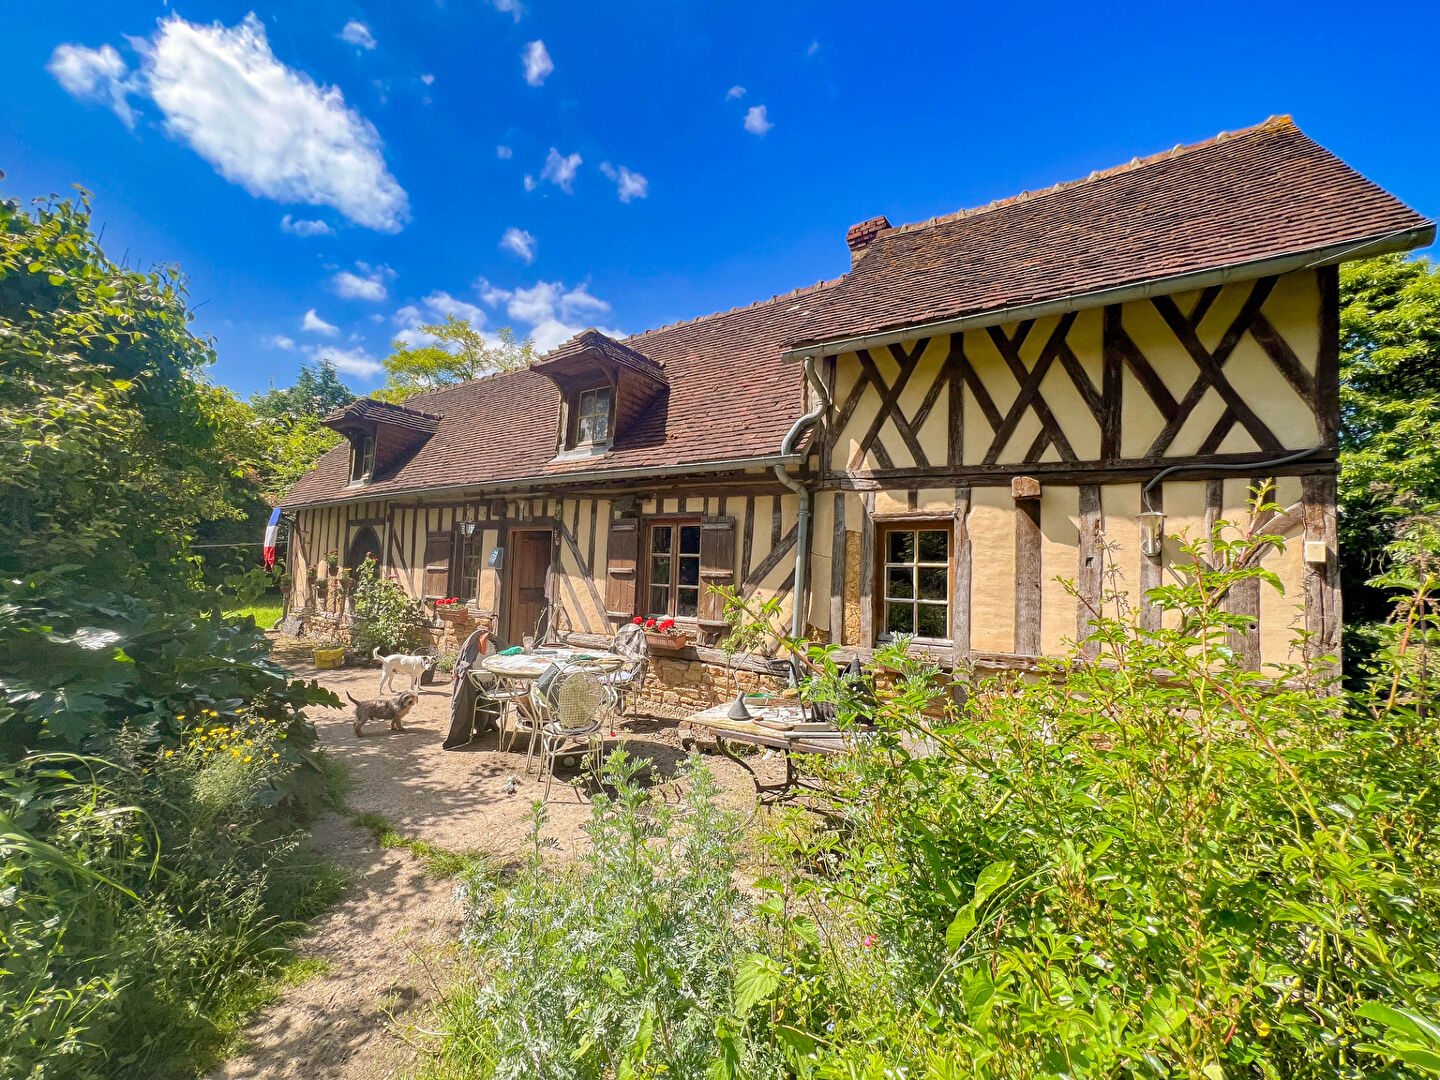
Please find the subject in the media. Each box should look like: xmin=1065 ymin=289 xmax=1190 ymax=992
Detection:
xmin=642 ymin=517 xmax=703 ymax=623
xmin=349 ymin=433 xmax=376 ymax=485
xmin=568 ymin=385 xmax=614 ymax=449
xmin=874 ymin=518 xmax=953 ymax=646
xmin=454 ymin=528 xmax=483 ymax=603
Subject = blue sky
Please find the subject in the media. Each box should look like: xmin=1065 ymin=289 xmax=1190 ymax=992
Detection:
xmin=4 ymin=1 xmax=1436 ymax=399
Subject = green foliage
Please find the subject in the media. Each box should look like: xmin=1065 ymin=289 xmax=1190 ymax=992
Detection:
xmin=376 ymin=318 xmax=533 ymax=402
xmin=418 ymin=754 xmax=784 ymax=1080
xmin=250 ymin=359 xmax=354 ymax=421
xmin=1339 ymin=254 xmax=1440 ymax=624
xmin=349 ymin=812 xmax=491 ymax=878
xmin=742 ymin=515 xmax=1440 ymax=1078
xmin=347 ymin=556 xmax=431 ymax=656
xmin=0 ymin=190 xmax=346 ymax=1075
xmin=247 ymin=360 xmax=353 ymax=500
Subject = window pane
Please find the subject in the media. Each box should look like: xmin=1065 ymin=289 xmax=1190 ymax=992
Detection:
xmin=650 ymin=555 xmax=670 ymax=584
xmin=915 ymin=603 xmax=948 ymax=639
xmin=577 ymin=416 xmax=596 ymax=443
xmin=887 ymin=531 xmax=915 ymax=563
xmin=591 ymin=387 xmax=611 ymax=414
xmin=649 ymin=586 xmax=669 ymax=615
xmin=591 ymin=413 xmax=609 ymax=443
xmin=677 ymin=588 xmax=698 ymax=618
xmin=679 ymin=555 xmax=699 ymax=586
xmin=885 ymin=602 xmax=914 ymax=635
xmin=918 ymin=530 xmax=949 ymax=563
xmin=651 ymin=526 xmax=672 ymax=554
xmin=918 ymin=566 xmax=948 ymax=601
xmin=886 ymin=567 xmax=914 ymax=599
xmin=679 ymin=524 xmax=701 ymax=554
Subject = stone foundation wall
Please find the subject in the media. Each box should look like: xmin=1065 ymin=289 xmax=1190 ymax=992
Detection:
xmin=630 ymin=654 xmax=788 ymax=716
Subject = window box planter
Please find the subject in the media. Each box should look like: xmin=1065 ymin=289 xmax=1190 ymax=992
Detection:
xmin=645 ymin=631 xmax=689 ymax=652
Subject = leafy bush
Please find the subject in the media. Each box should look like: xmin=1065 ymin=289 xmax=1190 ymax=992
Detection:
xmin=741 ymin=511 xmax=1440 ymax=1078
xmin=418 ymin=753 xmax=784 ymax=1080
xmin=348 ymin=556 xmax=432 ymax=656
xmin=0 ymin=191 xmax=345 ymax=1077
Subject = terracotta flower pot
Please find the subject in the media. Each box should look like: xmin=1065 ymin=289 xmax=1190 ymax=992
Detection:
xmin=645 ymin=631 xmax=688 ymax=652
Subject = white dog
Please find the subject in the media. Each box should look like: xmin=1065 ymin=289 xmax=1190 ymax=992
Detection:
xmin=374 ymin=649 xmax=435 ymax=694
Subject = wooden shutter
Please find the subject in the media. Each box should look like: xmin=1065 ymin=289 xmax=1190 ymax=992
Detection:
xmin=603 ymin=518 xmax=638 ymax=618
xmin=423 ymin=532 xmax=452 ymax=598
xmin=697 ymin=516 xmax=736 ymax=627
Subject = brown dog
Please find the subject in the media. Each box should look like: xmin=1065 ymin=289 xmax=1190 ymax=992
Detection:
xmin=347 ymin=690 xmax=420 ymax=736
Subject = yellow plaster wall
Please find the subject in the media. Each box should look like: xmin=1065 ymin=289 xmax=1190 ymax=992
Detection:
xmin=1039 ymin=486 xmax=1080 ymax=655
xmin=968 ymin=487 xmax=1015 ymax=653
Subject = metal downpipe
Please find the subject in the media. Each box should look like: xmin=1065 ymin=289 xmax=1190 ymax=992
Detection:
xmin=773 ymin=354 xmax=831 ymax=639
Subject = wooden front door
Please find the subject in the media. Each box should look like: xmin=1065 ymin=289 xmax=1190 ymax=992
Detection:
xmin=504 ymin=530 xmax=552 ymax=643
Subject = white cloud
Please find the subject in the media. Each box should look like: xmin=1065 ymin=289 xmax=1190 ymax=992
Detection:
xmin=309 ymin=344 xmax=382 ymax=378
xmin=302 ymin=308 xmax=339 ymax=336
xmin=491 ymin=0 xmax=524 ymax=19
xmin=522 ymin=40 xmax=553 ymax=86
xmin=725 ymin=85 xmax=745 ymax=100
xmin=496 ymin=144 xmax=513 ymax=159
xmin=806 ymin=39 xmax=820 ymax=56
xmin=475 ymin=278 xmax=620 ymax=352
xmin=48 ymin=43 xmax=138 ymax=128
xmin=339 ymin=20 xmax=377 ymax=50
xmin=262 ymin=333 xmax=296 ymax=350
xmin=423 ymin=290 xmax=487 ymax=324
xmin=330 ymin=262 xmax=393 ymax=302
xmin=280 ymin=213 xmax=332 ymax=236
xmin=540 ymin=147 xmax=581 ymax=193
xmin=744 ymin=104 xmax=773 ymax=136
xmin=420 ymin=73 xmax=435 ymax=86
xmin=523 ymin=173 xmax=537 ymax=192
xmin=136 ymin=14 xmax=408 ymax=232
xmin=599 ymin=162 xmax=648 ymax=203
xmin=499 ymin=227 xmax=537 ymax=264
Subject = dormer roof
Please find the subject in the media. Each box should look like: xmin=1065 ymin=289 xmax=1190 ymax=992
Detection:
xmin=530 ymin=328 xmax=667 ymax=389
xmin=321 ymin=398 xmax=442 ymax=435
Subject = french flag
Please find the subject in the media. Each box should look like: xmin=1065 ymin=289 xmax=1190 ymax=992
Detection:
xmin=262 ymin=508 xmax=282 ymax=570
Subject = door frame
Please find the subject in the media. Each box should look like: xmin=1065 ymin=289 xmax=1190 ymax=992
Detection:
xmin=500 ymin=527 xmax=554 ymax=643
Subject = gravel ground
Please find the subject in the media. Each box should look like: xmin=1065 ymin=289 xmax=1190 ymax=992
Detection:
xmin=210 ymin=641 xmax=772 ymax=1080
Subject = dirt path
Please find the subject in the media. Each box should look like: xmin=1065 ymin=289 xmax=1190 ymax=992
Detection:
xmin=211 ymin=645 xmax=767 ymax=1080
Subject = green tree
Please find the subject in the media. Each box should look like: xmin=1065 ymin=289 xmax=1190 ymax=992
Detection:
xmin=250 ymin=358 xmax=354 ymax=420
xmin=377 ymin=317 xmax=532 ymax=401
xmin=1338 ymin=254 xmax=1440 ymax=624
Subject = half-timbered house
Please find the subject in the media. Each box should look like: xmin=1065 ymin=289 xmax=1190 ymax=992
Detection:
xmin=282 ymin=117 xmax=1432 ymax=711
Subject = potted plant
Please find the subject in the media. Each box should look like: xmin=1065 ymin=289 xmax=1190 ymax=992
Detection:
xmin=433 ymin=597 xmax=469 ymax=620
xmin=325 ymin=552 xmax=340 ymax=576
xmin=640 ymin=616 xmax=688 ymax=652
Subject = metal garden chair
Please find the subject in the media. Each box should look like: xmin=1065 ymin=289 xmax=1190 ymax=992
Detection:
xmin=601 ymin=623 xmax=650 ymax=723
xmin=530 ymin=662 xmax=610 ymax=800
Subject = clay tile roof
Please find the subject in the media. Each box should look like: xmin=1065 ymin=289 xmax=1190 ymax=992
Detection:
xmin=532 ymin=328 xmax=667 ymax=384
xmin=322 ymin=398 xmax=441 ymax=433
xmin=790 ymin=116 xmax=1433 ymax=348
xmin=282 ymin=279 xmax=838 ymax=507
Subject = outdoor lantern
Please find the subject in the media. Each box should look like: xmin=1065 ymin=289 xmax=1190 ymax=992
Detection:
xmin=459 ymin=520 xmax=477 ymax=537
xmin=1138 ymin=509 xmax=1166 ymax=559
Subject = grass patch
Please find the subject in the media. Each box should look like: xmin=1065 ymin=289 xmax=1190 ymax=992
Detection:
xmin=225 ymin=598 xmax=284 ymax=628
xmin=351 ymin=812 xmax=493 ymax=879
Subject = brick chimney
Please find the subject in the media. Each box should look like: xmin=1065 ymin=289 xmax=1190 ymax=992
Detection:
xmin=845 ymin=215 xmax=891 ymax=265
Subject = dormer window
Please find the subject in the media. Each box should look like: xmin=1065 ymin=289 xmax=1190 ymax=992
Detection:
xmin=530 ymin=329 xmax=668 ymax=463
xmin=574 ymin=386 xmax=612 ymax=447
xmin=349 ymin=433 xmax=376 ymax=485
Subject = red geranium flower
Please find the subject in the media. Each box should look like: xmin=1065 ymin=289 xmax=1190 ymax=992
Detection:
xmin=632 ymin=617 xmax=643 ymax=625
xmin=645 ymin=618 xmax=657 ymax=629
xmin=658 ymin=618 xmax=675 ymax=630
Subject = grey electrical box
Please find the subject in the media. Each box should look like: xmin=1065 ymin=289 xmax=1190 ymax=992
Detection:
xmin=488 ymin=546 xmax=505 ymax=569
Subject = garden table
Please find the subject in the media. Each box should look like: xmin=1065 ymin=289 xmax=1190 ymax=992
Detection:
xmin=680 ymin=703 xmax=860 ymax=804
xmin=477 ymin=649 xmax=625 ymax=767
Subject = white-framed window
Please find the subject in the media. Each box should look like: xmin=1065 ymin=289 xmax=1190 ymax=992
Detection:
xmin=349 ymin=434 xmax=376 ymax=484
xmin=879 ymin=524 xmax=951 ymax=641
xmin=575 ymin=386 xmax=612 ymax=446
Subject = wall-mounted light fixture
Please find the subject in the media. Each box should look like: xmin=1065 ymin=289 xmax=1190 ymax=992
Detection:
xmin=1138 ymin=509 xmax=1166 ymax=559
xmin=459 ymin=519 xmax=477 ymax=538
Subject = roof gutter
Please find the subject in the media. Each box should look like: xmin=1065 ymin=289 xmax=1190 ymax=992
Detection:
xmin=281 ymin=450 xmax=808 ymax=510
xmin=782 ymin=223 xmax=1435 ymax=361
